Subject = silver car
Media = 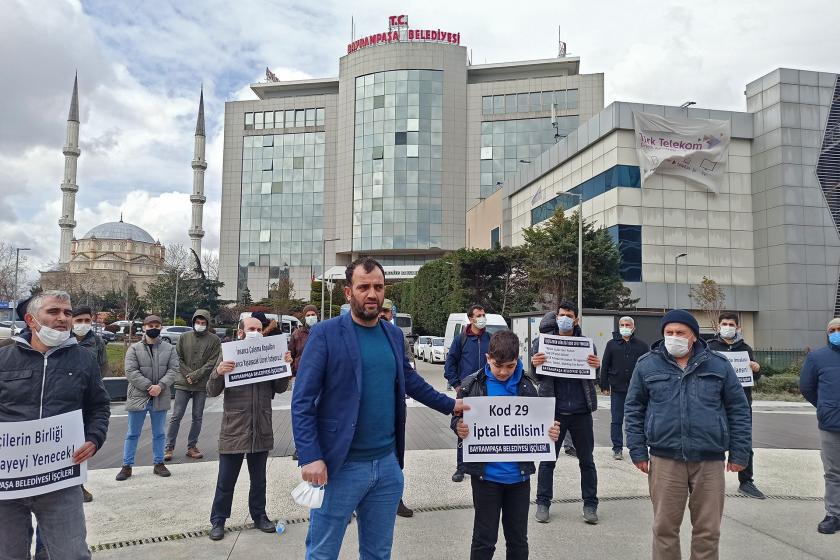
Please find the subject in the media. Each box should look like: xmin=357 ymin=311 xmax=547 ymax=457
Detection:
xmin=159 ymin=325 xmax=192 ymax=344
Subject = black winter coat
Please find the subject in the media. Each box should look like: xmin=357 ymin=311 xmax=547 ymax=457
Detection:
xmin=707 ymin=335 xmax=759 ymax=403
xmin=0 ymin=333 xmax=111 ymax=450
xmin=599 ymin=332 xmax=649 ymax=392
xmin=451 ymin=367 xmax=539 ymax=479
xmin=530 ymin=311 xmax=599 ymax=414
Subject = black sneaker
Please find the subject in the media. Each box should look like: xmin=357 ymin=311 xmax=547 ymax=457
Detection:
xmin=451 ymin=470 xmax=465 ymax=483
xmin=738 ymin=482 xmax=766 ymax=500
xmin=397 ymin=500 xmax=414 ymax=518
xmin=209 ymin=522 xmax=225 ymax=541
xmin=818 ymin=515 xmax=840 ymax=534
xmin=253 ymin=515 xmax=275 ymax=533
xmin=153 ymin=463 xmax=171 ymax=477
xmin=565 ymin=447 xmax=577 ymax=458
xmin=583 ymin=506 xmax=599 ymax=525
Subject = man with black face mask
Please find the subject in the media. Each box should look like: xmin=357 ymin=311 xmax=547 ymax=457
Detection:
xmin=116 ymin=315 xmax=179 ymax=481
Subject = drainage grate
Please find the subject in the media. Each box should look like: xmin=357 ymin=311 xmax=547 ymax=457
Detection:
xmin=89 ymin=494 xmax=823 ymax=553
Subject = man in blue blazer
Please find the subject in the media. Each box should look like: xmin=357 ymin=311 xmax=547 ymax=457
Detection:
xmin=292 ymin=257 xmax=467 ymax=560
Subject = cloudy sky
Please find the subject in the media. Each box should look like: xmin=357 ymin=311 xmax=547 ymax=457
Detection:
xmin=2 ymin=0 xmax=838 ymax=281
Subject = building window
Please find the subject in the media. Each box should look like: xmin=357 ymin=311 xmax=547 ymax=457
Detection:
xmin=254 ymin=112 xmax=264 ymax=130
xmin=353 ymin=69 xmax=443 ymax=252
xmin=490 ymin=227 xmax=500 ymax=248
xmin=305 ymin=108 xmax=316 ymax=127
xmin=482 ymin=96 xmax=493 ymax=115
xmin=479 ymin=116 xmax=579 ymax=197
xmin=607 ymin=225 xmax=642 ymax=282
xmin=316 ymin=108 xmax=326 ymax=126
xmin=275 ymin=111 xmax=284 ymax=128
xmin=295 ymin=110 xmax=305 ymax=128
xmin=245 ymin=112 xmax=254 ymax=130
xmin=265 ymin=111 xmax=274 ymax=129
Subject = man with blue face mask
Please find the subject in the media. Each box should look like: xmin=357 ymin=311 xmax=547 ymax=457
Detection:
xmin=625 ymin=309 xmax=751 ymax=559
xmin=530 ymin=300 xmax=602 ymax=525
xmin=800 ymin=317 xmax=840 ymax=535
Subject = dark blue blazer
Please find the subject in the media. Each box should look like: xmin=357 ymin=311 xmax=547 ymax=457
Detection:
xmin=292 ymin=313 xmax=456 ymax=476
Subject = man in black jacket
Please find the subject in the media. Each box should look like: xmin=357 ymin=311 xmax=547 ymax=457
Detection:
xmin=530 ymin=301 xmax=601 ymax=525
xmin=599 ymin=316 xmax=648 ymax=461
xmin=0 ymin=290 xmax=111 ymax=560
xmin=707 ymin=311 xmax=764 ymax=499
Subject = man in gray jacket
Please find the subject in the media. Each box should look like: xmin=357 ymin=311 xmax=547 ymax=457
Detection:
xmin=116 ymin=315 xmax=179 ymax=481
xmin=0 ymin=290 xmax=110 ymax=560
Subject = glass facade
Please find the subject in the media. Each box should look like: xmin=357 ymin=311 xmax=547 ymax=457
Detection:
xmin=607 ymin=224 xmax=642 ymax=282
xmin=481 ymin=90 xmax=579 ymax=115
xmin=245 ymin=108 xmax=325 ymax=130
xmin=480 ymin=116 xmax=578 ymax=197
xmin=353 ymin=69 xmax=443 ymax=251
xmin=238 ymin=132 xmax=325 ymax=283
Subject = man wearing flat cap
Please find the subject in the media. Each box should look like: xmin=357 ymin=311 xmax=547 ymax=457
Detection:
xmin=624 ymin=309 xmax=751 ymax=559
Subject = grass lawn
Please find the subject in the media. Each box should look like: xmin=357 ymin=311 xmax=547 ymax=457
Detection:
xmin=105 ymin=343 xmax=128 ymax=376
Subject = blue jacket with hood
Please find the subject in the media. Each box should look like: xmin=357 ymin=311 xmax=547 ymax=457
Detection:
xmin=800 ymin=341 xmax=840 ymax=432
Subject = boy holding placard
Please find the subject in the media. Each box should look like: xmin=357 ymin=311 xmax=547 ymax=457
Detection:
xmin=707 ymin=312 xmax=764 ymax=499
xmin=454 ymin=330 xmax=560 ymax=560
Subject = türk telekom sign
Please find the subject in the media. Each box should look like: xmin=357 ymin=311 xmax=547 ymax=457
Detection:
xmin=347 ymin=15 xmax=461 ymax=55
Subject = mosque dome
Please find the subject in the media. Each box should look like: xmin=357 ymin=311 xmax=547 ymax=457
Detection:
xmin=82 ymin=220 xmax=156 ymax=244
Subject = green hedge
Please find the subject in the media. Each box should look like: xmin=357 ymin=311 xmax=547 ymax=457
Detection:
xmin=755 ymin=374 xmax=800 ymax=395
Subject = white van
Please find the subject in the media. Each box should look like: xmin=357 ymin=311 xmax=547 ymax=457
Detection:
xmin=443 ymin=313 xmax=508 ymax=356
xmin=238 ymin=312 xmax=301 ymax=334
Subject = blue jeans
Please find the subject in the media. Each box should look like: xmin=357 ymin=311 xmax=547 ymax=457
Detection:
xmin=123 ymin=401 xmax=168 ymax=465
xmin=610 ymin=390 xmax=628 ymax=453
xmin=306 ymin=453 xmax=404 ymax=560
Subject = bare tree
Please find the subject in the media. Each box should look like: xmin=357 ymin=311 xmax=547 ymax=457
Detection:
xmin=689 ymin=276 xmax=726 ymax=331
xmin=201 ymin=251 xmax=219 ymax=281
xmin=0 ymin=242 xmax=29 ymax=300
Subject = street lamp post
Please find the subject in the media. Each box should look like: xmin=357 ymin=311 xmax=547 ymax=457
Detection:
xmin=556 ymin=192 xmax=583 ymax=319
xmin=13 ymin=248 xmax=30 ymax=314
xmin=321 ymin=237 xmax=339 ymax=319
xmin=674 ymin=253 xmax=688 ymax=310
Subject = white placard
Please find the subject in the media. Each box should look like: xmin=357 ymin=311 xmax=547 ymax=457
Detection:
xmin=0 ymin=409 xmax=87 ymax=500
xmin=719 ymin=351 xmax=753 ymax=387
xmin=462 ymin=396 xmax=556 ymax=463
xmin=536 ymin=335 xmax=596 ymax=379
xmin=221 ymin=335 xmax=290 ymax=387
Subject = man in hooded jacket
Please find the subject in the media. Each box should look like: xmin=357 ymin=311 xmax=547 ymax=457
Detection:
xmin=530 ymin=301 xmax=601 ymax=525
xmin=165 ymin=309 xmax=220 ymax=461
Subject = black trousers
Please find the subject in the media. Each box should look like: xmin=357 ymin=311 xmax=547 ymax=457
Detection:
xmin=536 ymin=412 xmax=598 ymax=508
xmin=210 ymin=451 xmax=268 ymax=525
xmin=470 ymin=477 xmax=530 ymax=560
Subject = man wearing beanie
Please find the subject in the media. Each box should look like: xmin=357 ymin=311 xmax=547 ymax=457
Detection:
xmin=800 ymin=318 xmax=840 ymax=535
xmin=625 ymin=309 xmax=751 ymax=559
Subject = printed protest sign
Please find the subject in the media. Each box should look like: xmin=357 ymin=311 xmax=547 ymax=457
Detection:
xmin=536 ymin=335 xmax=596 ymax=379
xmin=221 ymin=335 xmax=290 ymax=388
xmin=720 ymin=351 xmax=753 ymax=387
xmin=0 ymin=409 xmax=86 ymax=500
xmin=462 ymin=396 xmax=556 ymax=463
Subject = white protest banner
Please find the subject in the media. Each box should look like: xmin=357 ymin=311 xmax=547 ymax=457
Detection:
xmin=0 ymin=409 xmax=86 ymax=500
xmin=634 ymin=111 xmax=730 ymax=193
xmin=536 ymin=335 xmax=596 ymax=379
xmin=720 ymin=351 xmax=753 ymax=387
xmin=462 ymin=396 xmax=556 ymax=463
xmin=221 ymin=335 xmax=290 ymax=388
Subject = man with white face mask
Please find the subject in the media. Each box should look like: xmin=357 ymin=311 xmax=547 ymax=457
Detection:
xmin=625 ymin=309 xmax=751 ymax=559
xmin=0 ymin=291 xmax=110 ymax=559
xmin=708 ymin=312 xmax=764 ymax=500
xmin=207 ymin=317 xmax=291 ymax=540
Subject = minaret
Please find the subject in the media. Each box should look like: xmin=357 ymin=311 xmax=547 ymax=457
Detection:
xmin=59 ymin=73 xmax=81 ymax=264
xmin=189 ymin=86 xmax=207 ymax=256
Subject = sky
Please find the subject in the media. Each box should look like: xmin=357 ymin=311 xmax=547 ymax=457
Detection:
xmin=1 ymin=0 xmax=838 ymax=284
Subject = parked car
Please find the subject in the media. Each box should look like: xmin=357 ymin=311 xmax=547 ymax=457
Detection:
xmin=94 ymin=325 xmax=116 ymax=342
xmin=423 ymin=337 xmax=446 ymax=364
xmin=160 ymin=325 xmax=192 ymax=344
xmin=238 ymin=312 xmax=301 ymax=334
xmin=214 ymin=327 xmax=229 ymax=340
xmin=414 ymin=336 xmax=432 ymax=359
xmin=0 ymin=322 xmax=14 ymax=341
